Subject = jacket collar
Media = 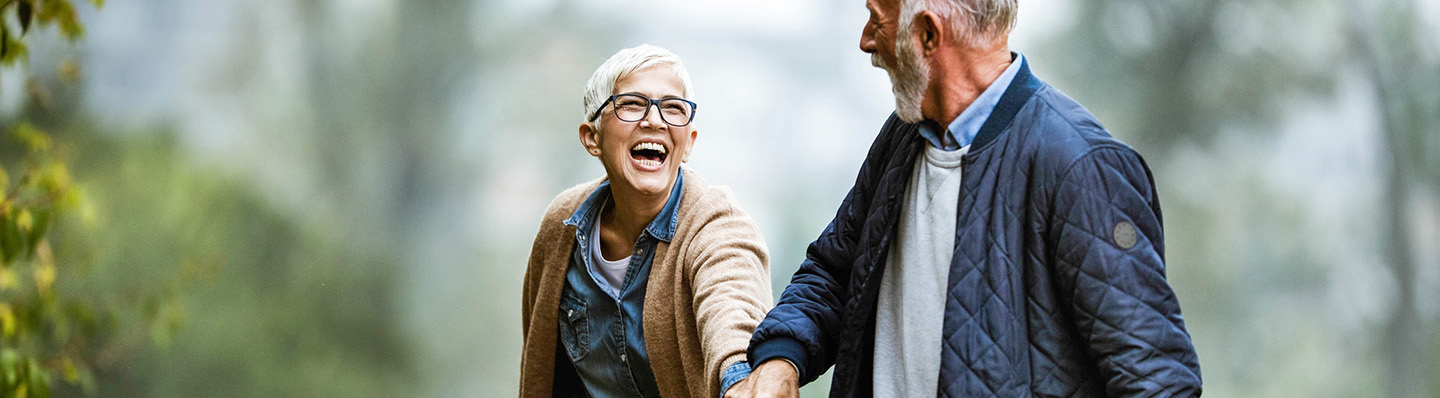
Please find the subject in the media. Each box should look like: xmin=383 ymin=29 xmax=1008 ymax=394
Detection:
xmin=968 ymin=52 xmax=1042 ymax=152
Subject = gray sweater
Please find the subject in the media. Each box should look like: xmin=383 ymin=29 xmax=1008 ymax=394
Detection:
xmin=873 ymin=144 xmax=968 ymax=397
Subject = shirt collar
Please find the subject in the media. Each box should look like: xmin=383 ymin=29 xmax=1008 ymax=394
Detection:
xmin=564 ymin=169 xmax=685 ymax=243
xmin=916 ymin=52 xmax=1026 ymax=151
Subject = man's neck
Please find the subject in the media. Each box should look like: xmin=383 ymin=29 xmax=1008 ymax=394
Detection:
xmin=923 ymin=46 xmax=1012 ymax=127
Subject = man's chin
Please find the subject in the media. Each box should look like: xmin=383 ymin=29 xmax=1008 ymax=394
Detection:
xmin=894 ymin=101 xmax=924 ymax=123
xmin=886 ymin=71 xmax=927 ymax=122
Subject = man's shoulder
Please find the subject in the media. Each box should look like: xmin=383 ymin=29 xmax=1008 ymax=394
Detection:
xmin=869 ymin=112 xmax=922 ymax=159
xmin=838 ymin=112 xmax=923 ymax=194
xmin=1015 ymin=84 xmax=1142 ymax=176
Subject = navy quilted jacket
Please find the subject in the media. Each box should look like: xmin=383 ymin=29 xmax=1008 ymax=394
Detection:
xmin=748 ymin=59 xmax=1202 ymax=397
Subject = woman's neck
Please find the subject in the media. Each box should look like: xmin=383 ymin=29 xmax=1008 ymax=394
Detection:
xmin=597 ymin=182 xmax=670 ymax=261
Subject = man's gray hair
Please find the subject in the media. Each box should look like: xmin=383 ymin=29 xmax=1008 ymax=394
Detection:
xmin=899 ymin=0 xmax=1018 ymax=48
xmin=582 ymin=44 xmax=695 ymax=123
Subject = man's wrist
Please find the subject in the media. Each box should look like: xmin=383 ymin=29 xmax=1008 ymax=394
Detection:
xmin=748 ymin=336 xmax=807 ymax=381
xmin=758 ymin=358 xmax=799 ymax=377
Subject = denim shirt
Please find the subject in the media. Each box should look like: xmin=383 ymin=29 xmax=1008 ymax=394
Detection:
xmin=556 ymin=172 xmax=684 ymax=398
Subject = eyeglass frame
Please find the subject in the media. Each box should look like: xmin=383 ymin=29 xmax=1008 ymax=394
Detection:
xmin=587 ymin=94 xmax=699 ymax=127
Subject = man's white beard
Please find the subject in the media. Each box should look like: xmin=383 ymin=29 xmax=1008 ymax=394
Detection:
xmin=873 ymin=32 xmax=929 ymax=123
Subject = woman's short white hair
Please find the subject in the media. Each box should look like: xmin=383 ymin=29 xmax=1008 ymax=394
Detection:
xmin=900 ymin=0 xmax=1018 ymax=49
xmin=582 ymin=44 xmax=695 ymax=123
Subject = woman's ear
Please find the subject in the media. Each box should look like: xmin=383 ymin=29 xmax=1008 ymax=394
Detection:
xmin=579 ymin=122 xmax=602 ymax=157
xmin=683 ymin=128 xmax=698 ymax=163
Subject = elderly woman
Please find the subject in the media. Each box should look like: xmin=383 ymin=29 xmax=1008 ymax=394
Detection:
xmin=520 ymin=45 xmax=772 ymax=398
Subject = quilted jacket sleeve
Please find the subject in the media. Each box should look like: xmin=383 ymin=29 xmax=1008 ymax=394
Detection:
xmin=747 ymin=114 xmax=905 ymax=384
xmin=746 ymin=218 xmax=852 ymax=383
xmin=1049 ymin=147 xmax=1202 ymax=397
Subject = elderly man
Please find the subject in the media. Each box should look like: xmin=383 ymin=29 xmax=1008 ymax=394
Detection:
xmin=726 ymin=0 xmax=1202 ymax=397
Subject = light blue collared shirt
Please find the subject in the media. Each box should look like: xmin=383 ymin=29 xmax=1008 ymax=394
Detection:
xmin=915 ymin=52 xmax=1026 ymax=151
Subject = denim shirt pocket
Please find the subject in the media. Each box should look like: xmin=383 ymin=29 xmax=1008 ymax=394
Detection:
xmin=557 ymin=291 xmax=590 ymax=361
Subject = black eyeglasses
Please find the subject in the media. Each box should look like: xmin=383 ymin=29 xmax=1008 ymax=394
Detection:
xmin=588 ymin=94 xmax=698 ymax=127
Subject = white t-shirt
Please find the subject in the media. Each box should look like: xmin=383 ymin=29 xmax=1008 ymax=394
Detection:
xmin=590 ymin=216 xmax=633 ymax=294
xmin=872 ymin=144 xmax=968 ymax=398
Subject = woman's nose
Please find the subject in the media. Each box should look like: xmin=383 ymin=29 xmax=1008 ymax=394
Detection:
xmin=640 ymin=104 xmax=667 ymax=128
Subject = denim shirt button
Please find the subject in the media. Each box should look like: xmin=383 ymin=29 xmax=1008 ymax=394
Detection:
xmin=620 ymin=353 xmax=627 ymax=362
xmin=568 ymin=309 xmax=574 ymax=318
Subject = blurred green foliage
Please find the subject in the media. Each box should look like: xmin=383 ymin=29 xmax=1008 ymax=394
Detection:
xmin=1 ymin=1 xmax=118 ymax=397
xmin=48 ymin=126 xmax=414 ymax=397
xmin=0 ymin=122 xmax=103 ymax=398
xmin=2 ymin=0 xmax=416 ymax=396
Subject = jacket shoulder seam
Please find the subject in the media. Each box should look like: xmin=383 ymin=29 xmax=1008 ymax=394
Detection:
xmin=1028 ymin=89 xmax=1135 ymax=183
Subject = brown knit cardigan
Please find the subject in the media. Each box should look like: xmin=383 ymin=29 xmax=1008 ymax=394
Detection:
xmin=520 ymin=168 xmax=772 ymax=398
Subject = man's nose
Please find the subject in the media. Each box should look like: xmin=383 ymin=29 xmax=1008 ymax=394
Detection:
xmin=859 ymin=22 xmax=878 ymax=54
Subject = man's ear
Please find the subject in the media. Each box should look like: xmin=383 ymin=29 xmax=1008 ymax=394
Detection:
xmin=915 ymin=10 xmax=944 ymax=54
xmin=579 ymin=123 xmax=602 ymax=157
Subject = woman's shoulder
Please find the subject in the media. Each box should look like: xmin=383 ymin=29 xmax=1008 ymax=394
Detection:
xmin=678 ymin=168 xmax=742 ymax=216
xmin=540 ymin=176 xmax=607 ymax=225
xmin=672 ymin=168 xmax=769 ymax=272
xmin=676 ymin=168 xmax=762 ymax=237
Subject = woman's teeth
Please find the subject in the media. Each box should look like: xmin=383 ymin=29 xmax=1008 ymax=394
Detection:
xmin=630 ymin=142 xmax=668 ymax=167
xmin=631 ymin=142 xmax=667 ymax=154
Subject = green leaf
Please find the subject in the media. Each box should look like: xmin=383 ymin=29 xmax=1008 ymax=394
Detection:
xmin=25 ymin=209 xmax=48 ymax=248
xmin=0 ymin=349 xmax=16 ymax=385
xmin=65 ymin=359 xmax=96 ymax=396
xmin=65 ymin=303 xmax=96 ymax=335
xmin=26 ymin=359 xmax=49 ymax=398
xmin=0 ymin=213 xmax=19 ymax=265
xmin=18 ymin=1 xmax=33 ymax=34
xmin=12 ymin=123 xmax=49 ymax=153
xmin=53 ymin=1 xmax=84 ymax=40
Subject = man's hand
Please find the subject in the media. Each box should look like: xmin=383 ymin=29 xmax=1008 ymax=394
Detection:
xmin=723 ymin=359 xmax=800 ymax=398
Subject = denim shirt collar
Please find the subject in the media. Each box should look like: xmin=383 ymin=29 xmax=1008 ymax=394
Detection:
xmin=564 ymin=169 xmax=685 ymax=243
xmin=916 ymin=52 xmax=1026 ymax=151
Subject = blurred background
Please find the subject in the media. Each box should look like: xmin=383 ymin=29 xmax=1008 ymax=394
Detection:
xmin=0 ymin=0 xmax=1436 ymax=396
